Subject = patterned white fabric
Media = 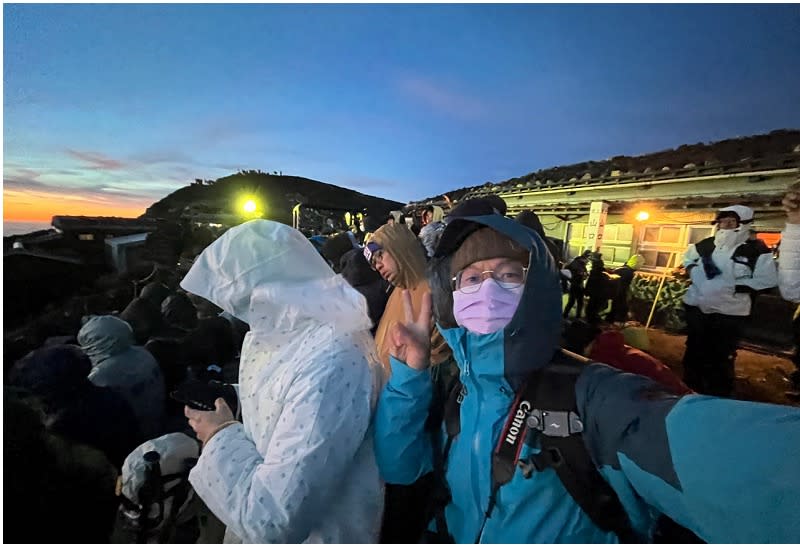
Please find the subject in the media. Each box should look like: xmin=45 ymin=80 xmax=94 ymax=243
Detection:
xmin=180 ymin=220 xmax=384 ymax=543
xmin=779 ymin=223 xmax=800 ymax=303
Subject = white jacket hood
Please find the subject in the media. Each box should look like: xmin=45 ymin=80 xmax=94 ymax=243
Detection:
xmin=182 ymin=220 xmax=384 ymax=543
xmin=180 ymin=219 xmax=372 ymax=333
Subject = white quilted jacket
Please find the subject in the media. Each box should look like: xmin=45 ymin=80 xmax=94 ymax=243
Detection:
xmin=181 ymin=220 xmax=385 ymax=543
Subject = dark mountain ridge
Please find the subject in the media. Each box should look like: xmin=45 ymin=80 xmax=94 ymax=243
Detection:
xmin=143 ymin=170 xmax=404 ymax=225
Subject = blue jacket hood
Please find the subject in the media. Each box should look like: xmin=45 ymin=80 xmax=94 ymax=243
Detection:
xmin=428 ymin=213 xmax=562 ymax=389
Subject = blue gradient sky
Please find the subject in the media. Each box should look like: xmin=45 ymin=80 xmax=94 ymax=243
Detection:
xmin=4 ymin=4 xmax=800 ymax=219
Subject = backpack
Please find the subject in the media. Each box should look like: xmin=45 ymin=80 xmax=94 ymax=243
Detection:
xmin=424 ymin=350 xmax=639 ymax=543
xmin=694 ymin=237 xmax=771 ymax=297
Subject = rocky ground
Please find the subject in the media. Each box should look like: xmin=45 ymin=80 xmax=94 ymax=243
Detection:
xmin=645 ymin=328 xmax=798 ymax=407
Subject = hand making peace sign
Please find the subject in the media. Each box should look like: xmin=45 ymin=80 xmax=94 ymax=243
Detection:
xmin=389 ymin=289 xmax=433 ymax=371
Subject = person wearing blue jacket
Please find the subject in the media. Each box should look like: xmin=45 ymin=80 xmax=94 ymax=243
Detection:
xmin=374 ymin=201 xmax=800 ymax=543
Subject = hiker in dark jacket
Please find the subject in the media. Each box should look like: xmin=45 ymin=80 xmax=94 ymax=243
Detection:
xmin=146 ymin=292 xmax=199 ymax=390
xmin=78 ymin=315 xmax=166 ymax=439
xmin=563 ymin=250 xmax=591 ymax=318
xmin=119 ymin=297 xmax=163 ymax=345
xmin=374 ymin=203 xmax=800 ymax=543
xmin=4 ymin=387 xmax=120 ymax=543
xmin=339 ymin=248 xmax=392 ymax=334
xmin=584 ymin=256 xmax=611 ymax=324
xmin=9 ymin=344 xmax=144 ymax=468
xmin=606 ymin=254 xmax=642 ymax=323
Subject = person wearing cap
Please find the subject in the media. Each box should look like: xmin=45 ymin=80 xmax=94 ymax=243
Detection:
xmin=779 ymin=183 xmax=800 ymax=392
xmin=681 ymin=205 xmax=777 ymax=397
xmin=373 ymin=207 xmax=799 ymax=543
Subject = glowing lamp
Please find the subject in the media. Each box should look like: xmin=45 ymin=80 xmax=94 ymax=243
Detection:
xmin=635 ymin=210 xmax=650 ymax=222
xmin=243 ymin=200 xmax=257 ymax=213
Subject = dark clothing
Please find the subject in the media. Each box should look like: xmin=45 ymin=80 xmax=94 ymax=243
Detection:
xmin=321 ymin=232 xmax=358 ymax=273
xmin=584 ymin=263 xmax=610 ymax=325
xmin=119 ymin=297 xmax=163 ymax=345
xmin=563 ymin=256 xmax=589 ymax=318
xmin=161 ymin=292 xmax=198 ymax=332
xmin=682 ymin=304 xmax=746 ymax=397
xmin=340 ymin=248 xmax=392 ymax=333
xmin=4 ymin=390 xmax=120 ymax=543
xmin=9 ymin=345 xmax=144 ymax=468
xmin=607 ymin=265 xmax=636 ymax=323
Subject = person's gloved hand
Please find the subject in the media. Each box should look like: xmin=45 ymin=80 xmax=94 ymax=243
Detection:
xmin=184 ymin=398 xmax=236 ymax=446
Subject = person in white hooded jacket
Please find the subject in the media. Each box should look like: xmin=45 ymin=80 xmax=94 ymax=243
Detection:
xmin=681 ymin=205 xmax=777 ymax=397
xmin=179 ymin=219 xmax=384 ymax=543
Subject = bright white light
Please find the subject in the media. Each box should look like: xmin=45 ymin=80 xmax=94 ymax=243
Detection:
xmin=635 ymin=210 xmax=650 ymax=222
xmin=243 ymin=200 xmax=257 ymax=213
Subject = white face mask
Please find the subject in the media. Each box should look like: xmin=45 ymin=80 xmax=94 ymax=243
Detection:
xmin=714 ymin=228 xmax=747 ymax=249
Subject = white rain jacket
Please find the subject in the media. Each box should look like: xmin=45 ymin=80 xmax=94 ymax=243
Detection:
xmin=180 ymin=220 xmax=384 ymax=544
xmin=683 ymin=231 xmax=778 ymax=316
xmin=779 ymin=223 xmax=800 ymax=303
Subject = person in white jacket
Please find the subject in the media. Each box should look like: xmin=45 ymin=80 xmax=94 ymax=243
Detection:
xmin=779 ymin=184 xmax=800 ymax=304
xmin=779 ymin=184 xmax=800 ymax=392
xmin=180 ymin=219 xmax=384 ymax=543
xmin=681 ymin=205 xmax=777 ymax=397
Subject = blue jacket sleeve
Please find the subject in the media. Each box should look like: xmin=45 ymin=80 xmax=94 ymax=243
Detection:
xmin=373 ymin=356 xmax=434 ymax=485
xmin=577 ymin=364 xmax=800 ymax=543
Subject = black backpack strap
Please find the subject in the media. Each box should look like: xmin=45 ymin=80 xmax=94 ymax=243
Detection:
xmin=519 ymin=351 xmax=638 ymax=542
xmin=694 ymin=237 xmax=715 ymax=258
xmin=732 ymin=240 xmax=772 ymax=295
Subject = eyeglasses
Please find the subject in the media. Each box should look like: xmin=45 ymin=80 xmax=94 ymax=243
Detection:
xmin=363 ymin=242 xmax=384 ymax=269
xmin=452 ymin=263 xmax=528 ymax=294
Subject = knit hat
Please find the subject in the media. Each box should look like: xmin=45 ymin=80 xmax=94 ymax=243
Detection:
xmin=450 ymin=227 xmax=530 ymax=276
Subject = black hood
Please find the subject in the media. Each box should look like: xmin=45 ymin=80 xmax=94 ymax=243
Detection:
xmin=340 ymin=248 xmax=382 ymax=287
xmin=428 ymin=213 xmax=563 ymax=389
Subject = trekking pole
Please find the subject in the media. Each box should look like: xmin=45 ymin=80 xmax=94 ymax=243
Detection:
xmin=136 ymin=450 xmax=163 ymax=543
xmin=645 ymin=252 xmax=675 ymax=330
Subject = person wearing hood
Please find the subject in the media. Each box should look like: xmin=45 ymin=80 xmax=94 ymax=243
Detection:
xmin=419 ymin=220 xmax=446 ymax=259
xmin=78 ymin=315 xmax=166 ymax=439
xmin=339 ymin=247 xmax=392 ymax=334
xmin=179 ymin=220 xmax=384 ymax=543
xmin=9 ymin=344 xmax=144 ymax=468
xmin=681 ymin=205 xmax=777 ymax=396
xmin=368 ymin=223 xmax=451 ymax=374
xmin=373 ymin=205 xmax=799 ymax=543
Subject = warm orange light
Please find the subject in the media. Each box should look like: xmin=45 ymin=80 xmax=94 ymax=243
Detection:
xmin=4 ymin=188 xmax=150 ymax=222
xmin=635 ymin=210 xmax=650 ymax=222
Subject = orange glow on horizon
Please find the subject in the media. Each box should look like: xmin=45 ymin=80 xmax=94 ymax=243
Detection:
xmin=4 ymin=188 xmax=151 ymax=222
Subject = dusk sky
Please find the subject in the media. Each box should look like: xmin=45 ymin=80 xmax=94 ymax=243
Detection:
xmin=4 ymin=3 xmax=800 ymax=222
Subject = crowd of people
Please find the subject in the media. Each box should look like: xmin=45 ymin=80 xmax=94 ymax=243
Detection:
xmin=5 ymin=186 xmax=800 ymax=544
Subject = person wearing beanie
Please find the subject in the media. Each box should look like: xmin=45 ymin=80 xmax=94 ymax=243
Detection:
xmin=681 ymin=204 xmax=777 ymax=397
xmin=373 ymin=208 xmax=800 ymax=544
